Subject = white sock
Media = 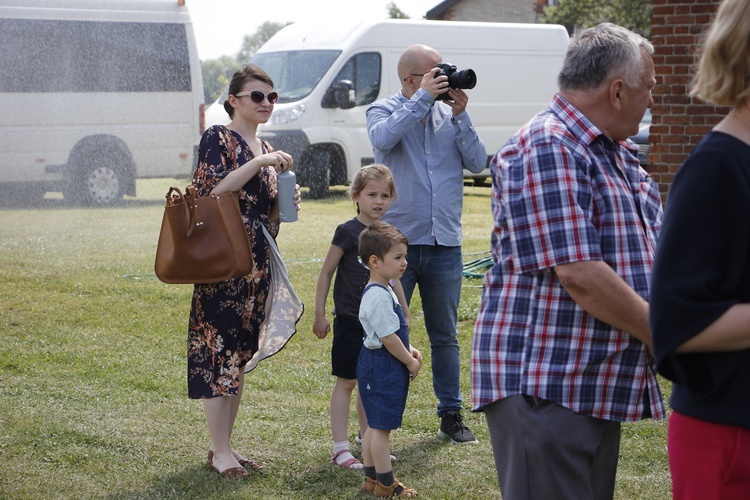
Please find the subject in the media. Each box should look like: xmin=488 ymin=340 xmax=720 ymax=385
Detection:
xmin=333 ymin=441 xmax=350 ymax=454
xmin=333 ymin=441 xmax=357 ymax=465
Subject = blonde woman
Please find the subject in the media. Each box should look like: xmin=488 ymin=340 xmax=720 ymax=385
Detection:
xmin=651 ymin=0 xmax=750 ymax=497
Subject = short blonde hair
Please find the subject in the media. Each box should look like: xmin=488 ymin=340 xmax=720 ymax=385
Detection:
xmin=691 ymin=0 xmax=750 ymax=106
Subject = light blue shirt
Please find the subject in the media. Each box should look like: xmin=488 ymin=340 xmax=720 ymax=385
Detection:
xmin=366 ymin=89 xmax=487 ymax=246
xmin=359 ymin=284 xmax=401 ymax=349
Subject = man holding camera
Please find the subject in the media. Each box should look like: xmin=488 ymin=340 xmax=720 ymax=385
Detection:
xmin=366 ymin=44 xmax=486 ymax=444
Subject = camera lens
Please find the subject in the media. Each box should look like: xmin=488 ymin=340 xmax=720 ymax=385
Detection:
xmin=449 ymin=69 xmax=477 ymax=90
xmin=434 ymin=63 xmax=477 ymax=100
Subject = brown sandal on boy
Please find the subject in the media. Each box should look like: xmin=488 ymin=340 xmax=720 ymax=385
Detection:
xmin=360 ymin=476 xmax=377 ymax=494
xmin=375 ymin=479 xmax=418 ymax=497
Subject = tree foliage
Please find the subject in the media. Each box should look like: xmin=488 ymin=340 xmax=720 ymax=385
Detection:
xmin=236 ymin=21 xmax=290 ymax=64
xmin=200 ymin=21 xmax=288 ymax=103
xmin=542 ymin=0 xmax=652 ymax=38
xmin=388 ymin=2 xmax=410 ymax=19
xmin=200 ymin=56 xmax=238 ymax=104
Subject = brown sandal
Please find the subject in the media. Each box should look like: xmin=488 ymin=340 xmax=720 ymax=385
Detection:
xmin=207 ymin=450 xmax=249 ymax=478
xmin=238 ymin=456 xmax=263 ymax=471
xmin=360 ymin=476 xmax=377 ymax=494
xmin=375 ymin=479 xmax=418 ymax=497
xmin=218 ymin=466 xmax=249 ymax=478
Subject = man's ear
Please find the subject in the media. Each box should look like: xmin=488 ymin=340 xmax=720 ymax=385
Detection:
xmin=609 ymin=79 xmax=625 ymax=111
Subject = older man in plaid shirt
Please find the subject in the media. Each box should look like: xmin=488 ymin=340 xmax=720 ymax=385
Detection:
xmin=472 ymin=23 xmax=666 ymax=500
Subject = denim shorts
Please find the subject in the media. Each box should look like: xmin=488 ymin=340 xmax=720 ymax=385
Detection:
xmin=357 ymin=345 xmax=410 ymax=430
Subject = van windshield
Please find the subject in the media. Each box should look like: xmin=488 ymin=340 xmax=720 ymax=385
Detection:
xmin=251 ymin=50 xmax=341 ymax=103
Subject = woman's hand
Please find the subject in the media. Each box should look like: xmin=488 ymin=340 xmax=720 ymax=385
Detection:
xmin=211 ymin=150 xmax=293 ymax=196
xmin=293 ymin=184 xmax=301 ymax=212
xmin=258 ymin=150 xmax=293 ymax=173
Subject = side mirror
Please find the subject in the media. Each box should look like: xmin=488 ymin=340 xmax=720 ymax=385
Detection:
xmin=322 ymin=79 xmax=356 ymax=109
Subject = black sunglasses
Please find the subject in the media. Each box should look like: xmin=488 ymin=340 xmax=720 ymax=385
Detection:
xmin=234 ymin=90 xmax=279 ymax=104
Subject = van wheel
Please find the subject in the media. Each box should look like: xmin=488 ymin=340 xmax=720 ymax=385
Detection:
xmin=63 ymin=163 xmax=125 ymax=206
xmin=307 ymin=150 xmax=331 ymax=199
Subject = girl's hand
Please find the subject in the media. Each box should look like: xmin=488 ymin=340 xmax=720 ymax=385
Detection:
xmin=312 ymin=316 xmax=330 ymax=339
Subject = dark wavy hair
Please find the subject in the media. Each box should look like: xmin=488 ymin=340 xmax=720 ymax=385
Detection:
xmin=223 ymin=64 xmax=274 ymax=119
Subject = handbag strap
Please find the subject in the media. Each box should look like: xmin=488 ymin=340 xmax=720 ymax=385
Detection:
xmin=164 ymin=186 xmax=196 ymax=237
xmin=184 ymin=185 xmax=199 ymax=237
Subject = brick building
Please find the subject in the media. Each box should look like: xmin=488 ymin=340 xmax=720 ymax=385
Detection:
xmin=649 ymin=0 xmax=726 ymax=201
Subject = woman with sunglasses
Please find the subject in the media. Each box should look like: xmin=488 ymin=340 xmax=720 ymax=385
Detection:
xmin=188 ymin=64 xmax=302 ymax=478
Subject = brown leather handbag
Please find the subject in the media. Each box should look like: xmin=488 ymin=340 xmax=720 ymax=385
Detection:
xmin=154 ymin=185 xmax=253 ymax=284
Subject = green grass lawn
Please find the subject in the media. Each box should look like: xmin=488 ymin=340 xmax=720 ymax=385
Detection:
xmin=0 ymin=179 xmax=671 ymax=499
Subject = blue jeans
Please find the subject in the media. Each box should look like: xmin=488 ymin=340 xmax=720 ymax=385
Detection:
xmin=399 ymin=244 xmax=463 ymax=416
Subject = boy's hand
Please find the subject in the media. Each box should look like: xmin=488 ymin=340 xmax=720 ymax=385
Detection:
xmin=408 ymin=347 xmax=422 ymax=380
xmin=410 ymin=347 xmax=422 ymax=365
xmin=408 ymin=357 xmax=421 ymax=380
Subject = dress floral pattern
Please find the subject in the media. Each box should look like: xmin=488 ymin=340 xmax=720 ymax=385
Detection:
xmin=187 ymin=125 xmax=301 ymax=398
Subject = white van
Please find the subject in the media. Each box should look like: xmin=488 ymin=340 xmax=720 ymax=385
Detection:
xmin=205 ymin=19 xmax=569 ymax=198
xmin=0 ymin=0 xmax=204 ymax=205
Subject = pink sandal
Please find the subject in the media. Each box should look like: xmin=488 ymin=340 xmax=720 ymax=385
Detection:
xmin=331 ymin=449 xmax=364 ymax=469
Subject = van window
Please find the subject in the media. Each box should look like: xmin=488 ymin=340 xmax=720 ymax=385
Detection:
xmin=0 ymin=19 xmax=191 ymax=93
xmin=332 ymin=52 xmax=381 ymax=106
xmin=252 ymin=50 xmax=340 ymax=103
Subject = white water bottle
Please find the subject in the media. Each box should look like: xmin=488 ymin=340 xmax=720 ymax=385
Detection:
xmin=277 ymin=169 xmax=298 ymax=222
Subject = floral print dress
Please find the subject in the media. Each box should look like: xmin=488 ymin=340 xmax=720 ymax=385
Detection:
xmin=187 ymin=125 xmax=279 ymax=399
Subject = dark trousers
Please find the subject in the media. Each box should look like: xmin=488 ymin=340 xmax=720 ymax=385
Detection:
xmin=485 ymin=395 xmax=621 ymax=500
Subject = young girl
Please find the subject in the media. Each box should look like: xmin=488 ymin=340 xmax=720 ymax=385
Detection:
xmin=313 ymin=165 xmax=409 ymax=469
xmin=357 ymin=220 xmax=421 ymax=497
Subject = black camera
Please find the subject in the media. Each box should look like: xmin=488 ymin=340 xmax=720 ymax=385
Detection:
xmin=435 ymin=62 xmax=477 ymax=101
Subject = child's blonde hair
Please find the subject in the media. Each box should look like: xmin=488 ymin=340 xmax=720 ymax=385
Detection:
xmin=347 ymin=164 xmax=397 ymax=212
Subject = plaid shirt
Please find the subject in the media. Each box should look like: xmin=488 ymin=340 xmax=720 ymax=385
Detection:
xmin=471 ymin=94 xmax=666 ymax=422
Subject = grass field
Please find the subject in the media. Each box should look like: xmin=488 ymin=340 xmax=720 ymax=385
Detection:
xmin=0 ymin=179 xmax=671 ymax=499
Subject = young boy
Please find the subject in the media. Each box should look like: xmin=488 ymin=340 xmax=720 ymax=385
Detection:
xmin=357 ymin=220 xmax=421 ymax=498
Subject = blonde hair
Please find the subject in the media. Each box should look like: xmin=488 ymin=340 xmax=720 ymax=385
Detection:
xmin=347 ymin=164 xmax=397 ymax=212
xmin=691 ymin=0 xmax=750 ymax=106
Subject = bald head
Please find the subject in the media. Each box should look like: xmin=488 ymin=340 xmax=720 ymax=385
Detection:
xmin=398 ymin=44 xmax=442 ymax=95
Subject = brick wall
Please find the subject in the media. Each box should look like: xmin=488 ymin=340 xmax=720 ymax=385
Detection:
xmin=650 ymin=0 xmax=726 ymax=201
